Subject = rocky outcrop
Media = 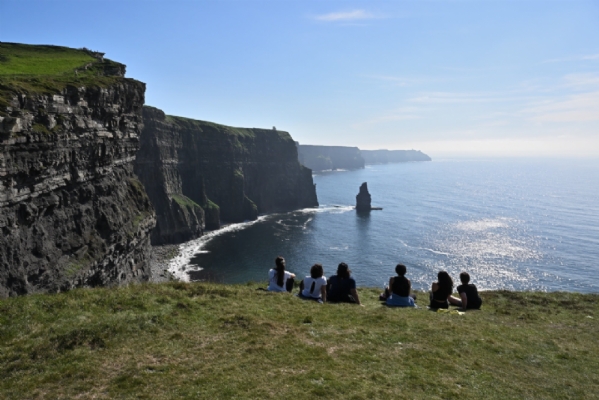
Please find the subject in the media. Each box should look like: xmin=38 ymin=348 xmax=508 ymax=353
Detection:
xmin=355 ymin=182 xmax=382 ymax=211
xmin=136 ymin=107 xmax=318 ymax=245
xmin=361 ymin=149 xmax=431 ymax=164
xmin=297 ymin=145 xmax=365 ymax=171
xmin=356 ymin=183 xmax=372 ymax=212
xmin=0 ymin=68 xmax=155 ymax=296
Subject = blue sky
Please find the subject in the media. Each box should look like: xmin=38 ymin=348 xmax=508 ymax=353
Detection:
xmin=2 ymin=0 xmax=598 ymax=157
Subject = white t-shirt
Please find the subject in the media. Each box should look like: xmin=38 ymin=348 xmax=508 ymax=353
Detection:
xmin=267 ymin=269 xmax=293 ymax=292
xmin=301 ymin=276 xmax=327 ymax=299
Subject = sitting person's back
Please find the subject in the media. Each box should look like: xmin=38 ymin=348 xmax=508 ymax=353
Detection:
xmin=429 ymin=270 xmax=456 ymax=309
xmin=299 ymin=264 xmax=327 ymax=302
xmin=391 ymin=275 xmax=411 ymax=297
xmin=327 ymin=263 xmax=361 ymax=305
xmin=384 ymin=264 xmax=415 ymax=307
xmin=456 ymin=272 xmax=482 ymax=310
xmin=267 ymin=256 xmax=295 ymax=292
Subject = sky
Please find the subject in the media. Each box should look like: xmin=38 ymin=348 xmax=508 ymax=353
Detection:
xmin=1 ymin=0 xmax=598 ymax=158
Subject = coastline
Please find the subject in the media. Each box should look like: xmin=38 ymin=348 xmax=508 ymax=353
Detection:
xmin=148 ymin=244 xmax=180 ymax=283
xmin=154 ymin=206 xmax=353 ymax=284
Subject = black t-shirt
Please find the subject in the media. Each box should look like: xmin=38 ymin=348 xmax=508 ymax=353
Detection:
xmin=457 ymin=284 xmax=482 ymax=309
xmin=327 ymin=275 xmax=356 ymax=302
xmin=391 ymin=276 xmax=411 ymax=297
xmin=432 ymin=283 xmax=452 ymax=302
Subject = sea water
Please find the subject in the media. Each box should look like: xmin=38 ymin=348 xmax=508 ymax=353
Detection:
xmin=168 ymin=158 xmax=599 ymax=293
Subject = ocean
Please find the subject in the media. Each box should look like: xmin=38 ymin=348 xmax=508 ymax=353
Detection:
xmin=168 ymin=158 xmax=599 ymax=293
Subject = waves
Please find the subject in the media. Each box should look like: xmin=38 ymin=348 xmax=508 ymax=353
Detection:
xmin=173 ymin=159 xmax=599 ymax=293
xmin=168 ymin=216 xmax=268 ymax=281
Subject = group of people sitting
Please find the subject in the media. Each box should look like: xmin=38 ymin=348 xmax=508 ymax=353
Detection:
xmin=267 ymin=256 xmax=362 ymax=304
xmin=266 ymin=256 xmax=482 ymax=310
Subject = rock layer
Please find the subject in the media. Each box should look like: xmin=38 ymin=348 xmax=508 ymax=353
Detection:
xmin=136 ymin=106 xmax=318 ymax=245
xmin=0 ymin=79 xmax=155 ymax=297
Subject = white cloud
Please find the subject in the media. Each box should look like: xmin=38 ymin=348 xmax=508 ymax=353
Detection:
xmin=368 ymin=75 xmax=412 ymax=87
xmin=542 ymin=53 xmax=599 ymax=63
xmin=408 ymin=91 xmax=530 ymax=104
xmin=563 ymin=73 xmax=599 ymax=87
xmin=352 ymin=107 xmax=422 ymax=129
xmin=314 ymin=10 xmax=376 ymax=22
xmin=342 ymin=70 xmax=599 ymax=157
xmin=524 ymin=91 xmax=599 ymax=122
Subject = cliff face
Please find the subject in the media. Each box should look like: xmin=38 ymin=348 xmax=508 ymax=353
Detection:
xmin=136 ymin=106 xmax=318 ymax=245
xmin=0 ymin=45 xmax=155 ymax=297
xmin=297 ymin=145 xmax=365 ymax=171
xmin=361 ymin=149 xmax=431 ymax=164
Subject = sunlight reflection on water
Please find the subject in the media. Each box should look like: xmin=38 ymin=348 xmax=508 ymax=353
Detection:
xmin=178 ymin=159 xmax=599 ymax=293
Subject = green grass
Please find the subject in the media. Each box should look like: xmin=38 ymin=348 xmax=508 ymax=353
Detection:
xmin=165 ymin=114 xmax=258 ymax=138
xmin=202 ymin=198 xmax=220 ymax=213
xmin=172 ymin=193 xmax=220 ymax=222
xmin=31 ymin=123 xmax=51 ymax=135
xmin=0 ymin=43 xmax=134 ymax=113
xmin=164 ymin=112 xmax=294 ymax=142
xmin=171 ymin=193 xmax=201 ymax=209
xmin=64 ymin=257 xmax=90 ymax=278
xmin=0 ymin=43 xmax=96 ymax=76
xmin=1 ymin=282 xmax=597 ymax=399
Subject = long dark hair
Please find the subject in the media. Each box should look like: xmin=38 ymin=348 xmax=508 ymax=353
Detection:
xmin=437 ymin=271 xmax=454 ymax=293
xmin=309 ymin=264 xmax=324 ymax=294
xmin=337 ymin=263 xmax=351 ymax=279
xmin=275 ymin=256 xmax=285 ymax=287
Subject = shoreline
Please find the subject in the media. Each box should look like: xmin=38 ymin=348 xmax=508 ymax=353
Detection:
xmin=148 ymin=244 xmax=181 ymax=283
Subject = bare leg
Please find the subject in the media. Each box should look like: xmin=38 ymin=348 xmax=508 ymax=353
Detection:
xmin=448 ymin=295 xmax=462 ymax=307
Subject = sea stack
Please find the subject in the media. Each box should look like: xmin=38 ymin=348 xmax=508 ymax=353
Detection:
xmin=356 ymin=183 xmax=372 ymax=212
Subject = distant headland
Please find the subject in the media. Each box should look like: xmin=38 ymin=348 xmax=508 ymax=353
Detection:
xmin=296 ymin=144 xmax=431 ymax=172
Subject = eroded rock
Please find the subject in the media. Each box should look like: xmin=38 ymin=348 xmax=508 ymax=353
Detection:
xmin=135 ymin=106 xmax=319 ymax=245
xmin=0 ymin=81 xmax=155 ymax=297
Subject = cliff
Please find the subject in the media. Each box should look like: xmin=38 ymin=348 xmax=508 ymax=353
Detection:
xmin=361 ymin=149 xmax=431 ymax=164
xmin=297 ymin=144 xmax=365 ymax=171
xmin=136 ymin=106 xmax=318 ymax=245
xmin=0 ymin=43 xmax=155 ymax=297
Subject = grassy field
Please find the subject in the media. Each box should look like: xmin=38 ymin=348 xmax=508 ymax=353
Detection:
xmin=0 ymin=43 xmax=96 ymax=76
xmin=0 ymin=282 xmax=597 ymax=399
xmin=0 ymin=42 xmax=128 ymax=111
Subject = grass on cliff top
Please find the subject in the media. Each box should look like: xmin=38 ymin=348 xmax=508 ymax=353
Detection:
xmin=0 ymin=43 xmax=96 ymax=76
xmin=1 ymin=282 xmax=598 ymax=399
xmin=0 ymin=42 xmax=128 ymax=111
xmin=165 ymin=113 xmax=292 ymax=141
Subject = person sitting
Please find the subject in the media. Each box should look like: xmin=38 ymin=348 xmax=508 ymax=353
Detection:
xmin=327 ymin=263 xmax=362 ymax=305
xmin=267 ymin=256 xmax=295 ymax=293
xmin=454 ymin=271 xmax=482 ymax=310
xmin=380 ymin=264 xmax=416 ymax=307
xmin=429 ymin=271 xmax=461 ymax=309
xmin=299 ymin=264 xmax=327 ymax=303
